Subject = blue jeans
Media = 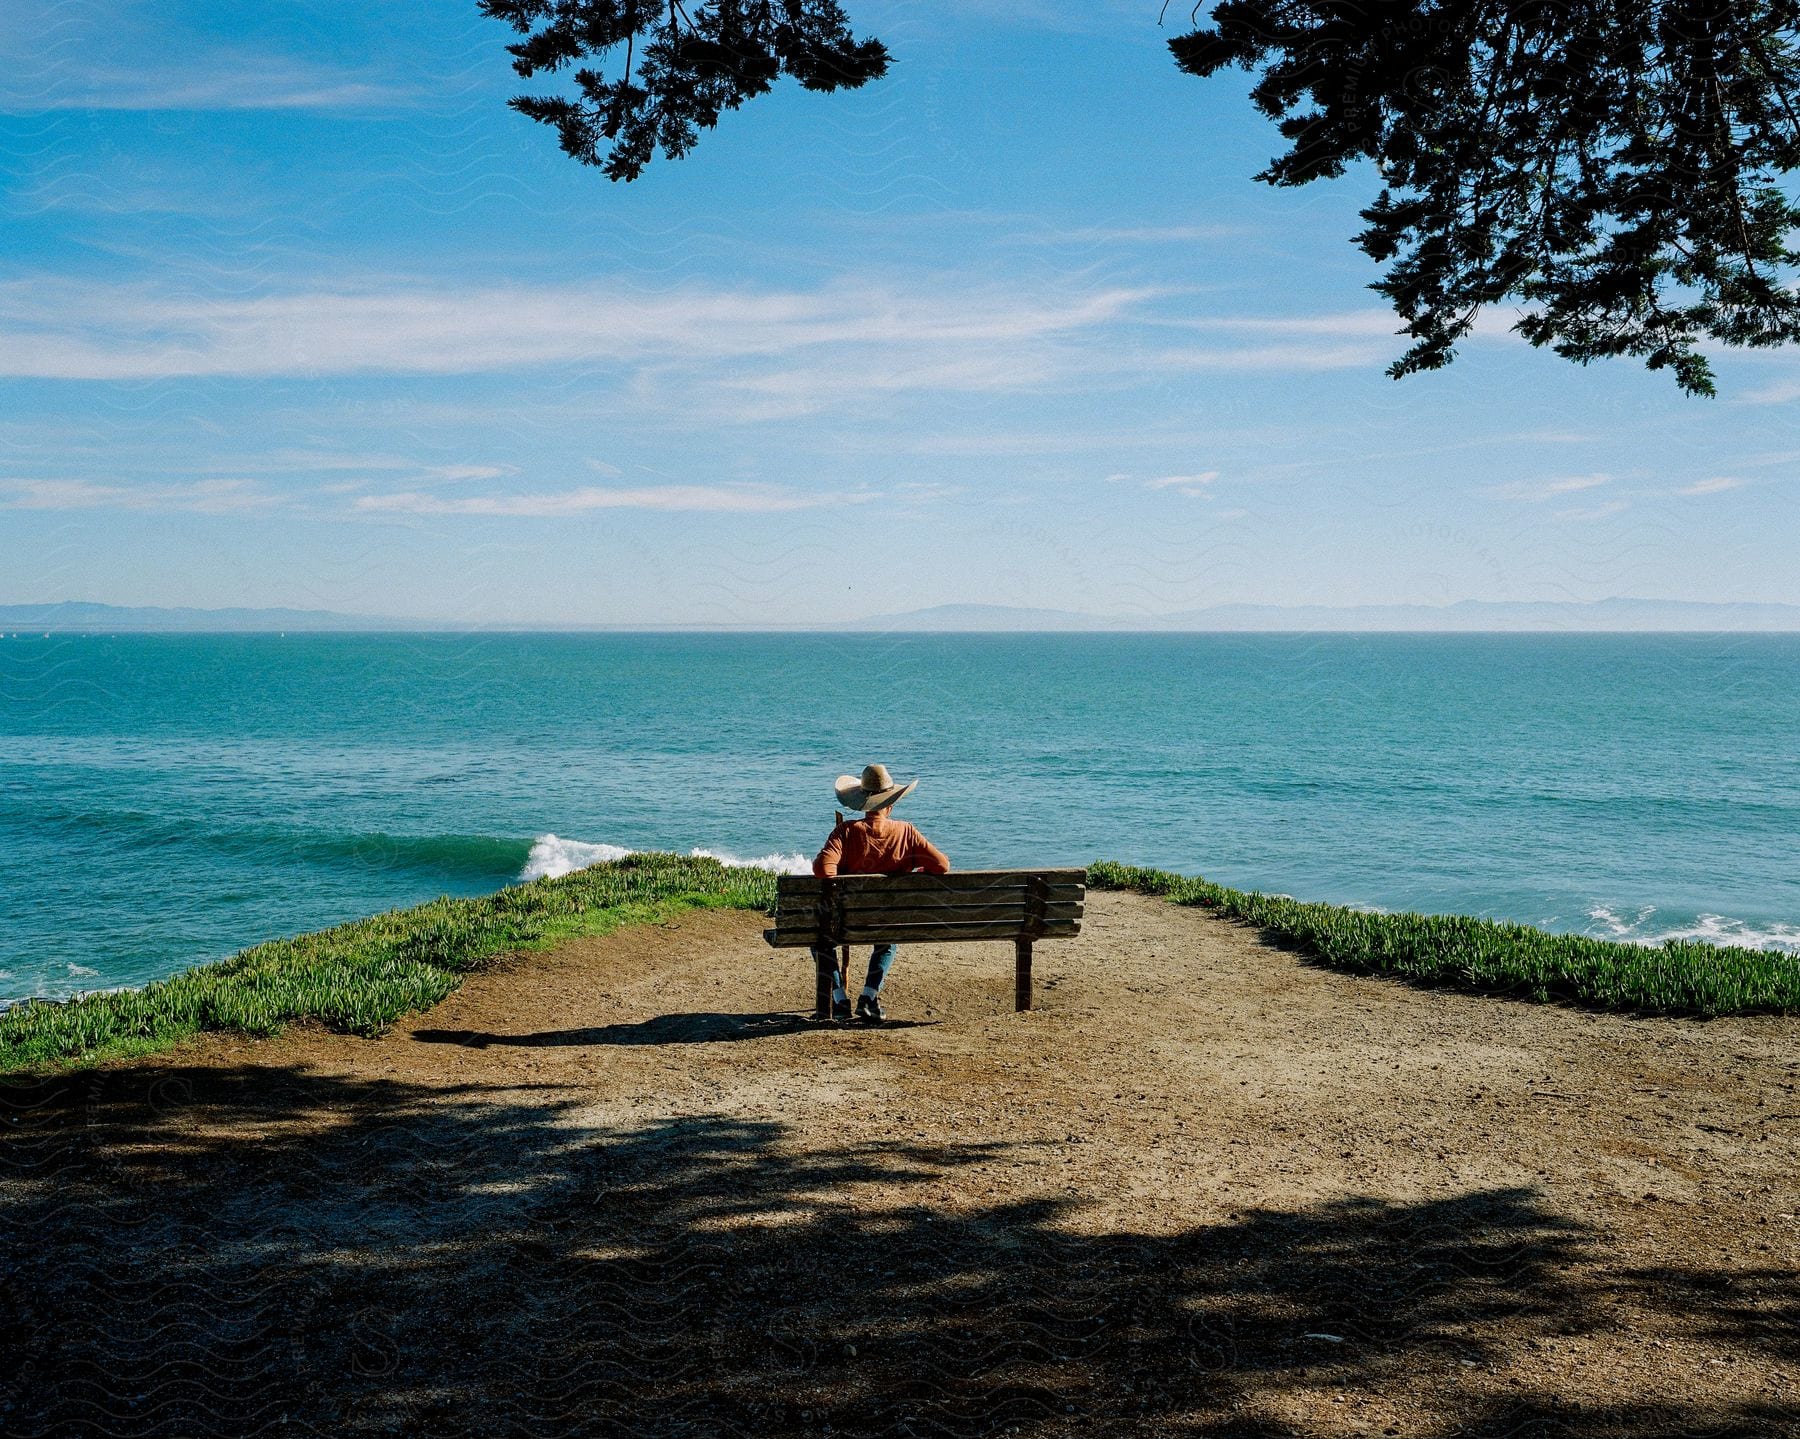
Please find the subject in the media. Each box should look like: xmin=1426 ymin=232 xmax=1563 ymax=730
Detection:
xmin=813 ymin=942 xmax=898 ymax=994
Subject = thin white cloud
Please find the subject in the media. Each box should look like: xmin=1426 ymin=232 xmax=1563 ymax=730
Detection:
xmin=202 ymin=451 xmax=514 ymax=485
xmin=1555 ymin=499 xmax=1631 ymax=522
xmin=234 ymin=450 xmax=422 ymax=474
xmin=1495 ymin=473 xmax=1613 ymax=502
xmin=1544 ymin=474 xmax=1614 ymax=495
xmin=353 ymin=484 xmax=855 ymax=517
xmin=1679 ymin=476 xmax=1745 ymax=496
xmin=1014 ymin=224 xmax=1251 ymax=245
xmin=1741 ymin=378 xmax=1800 ymax=404
xmin=1153 ymin=310 xmax=1403 ymax=337
xmin=707 ymin=352 xmax=1062 ymax=420
xmin=12 ymin=168 xmax=244 ymax=220
xmin=1145 ymin=342 xmax=1393 ymax=372
xmin=1117 ymin=309 xmax=1415 ymax=372
xmin=0 ymin=478 xmax=279 ymax=513
xmin=893 ymin=481 xmax=962 ymax=502
xmin=905 ymin=428 xmax=1248 ymax=458
xmin=0 ymin=1 xmax=414 ymax=115
xmin=417 ymin=464 xmax=514 ymax=484
xmin=0 ymin=278 xmax=1149 ymax=383
xmin=0 ymin=277 xmax=1444 ymax=412
xmin=1145 ymin=472 xmax=1220 ymax=490
xmin=0 ymin=54 xmax=411 ymax=114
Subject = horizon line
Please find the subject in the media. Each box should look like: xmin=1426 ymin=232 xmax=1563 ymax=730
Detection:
xmin=7 ymin=594 xmax=1800 ymax=635
xmin=7 ymin=626 xmax=1800 ymax=637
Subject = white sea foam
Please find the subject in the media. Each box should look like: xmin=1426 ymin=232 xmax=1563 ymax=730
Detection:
xmin=520 ymin=834 xmax=809 ymax=882
xmin=2 ymin=981 xmax=135 ymax=1011
xmin=1586 ymin=904 xmax=1800 ymax=955
xmin=519 ymin=835 xmax=634 ymax=880
xmin=689 ymin=846 xmax=811 ymax=875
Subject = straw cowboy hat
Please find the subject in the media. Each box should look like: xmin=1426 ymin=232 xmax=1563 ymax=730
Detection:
xmin=835 ymin=763 xmax=918 ymax=813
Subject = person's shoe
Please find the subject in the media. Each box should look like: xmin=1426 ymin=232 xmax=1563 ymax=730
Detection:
xmin=855 ymin=993 xmax=885 ymax=1025
xmin=832 ymin=994 xmax=853 ymax=1023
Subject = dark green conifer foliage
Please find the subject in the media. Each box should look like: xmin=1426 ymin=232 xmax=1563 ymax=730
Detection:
xmin=478 ymin=0 xmax=889 ymax=182
xmin=1172 ymin=1 xmax=1800 ymax=395
xmin=483 ymin=1 xmax=1800 ymax=394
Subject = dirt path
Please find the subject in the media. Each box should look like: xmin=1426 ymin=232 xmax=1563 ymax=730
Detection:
xmin=4 ymin=892 xmax=1796 ymax=1436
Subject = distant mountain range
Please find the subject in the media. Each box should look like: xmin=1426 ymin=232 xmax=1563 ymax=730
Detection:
xmin=833 ymin=599 xmax=1800 ymax=632
xmin=5 ymin=598 xmax=1799 ymax=633
xmin=0 ymin=602 xmax=425 ymax=632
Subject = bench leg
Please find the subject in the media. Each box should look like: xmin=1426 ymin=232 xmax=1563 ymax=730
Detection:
xmin=1015 ymin=938 xmax=1033 ymax=1012
xmin=815 ymin=964 xmax=832 ymax=1019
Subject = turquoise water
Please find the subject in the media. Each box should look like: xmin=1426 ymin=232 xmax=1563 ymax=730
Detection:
xmin=2 ymin=631 xmax=1797 ymax=1002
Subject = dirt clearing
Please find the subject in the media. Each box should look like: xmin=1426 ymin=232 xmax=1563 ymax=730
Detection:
xmin=3 ymin=891 xmax=1795 ymax=1436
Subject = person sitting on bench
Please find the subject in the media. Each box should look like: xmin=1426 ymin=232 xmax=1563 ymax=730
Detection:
xmin=813 ymin=763 xmax=952 ymax=1024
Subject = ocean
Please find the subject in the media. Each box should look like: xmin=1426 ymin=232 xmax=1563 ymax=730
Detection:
xmin=2 ymin=631 xmax=1796 ymax=1003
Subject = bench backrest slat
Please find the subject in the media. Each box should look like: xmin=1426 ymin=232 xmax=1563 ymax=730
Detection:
xmin=764 ymin=867 xmax=1087 ymax=949
xmin=834 ymin=884 xmax=1083 ymax=913
xmin=777 ymin=868 xmax=1086 ymax=896
xmin=825 ymin=899 xmax=1084 ymax=926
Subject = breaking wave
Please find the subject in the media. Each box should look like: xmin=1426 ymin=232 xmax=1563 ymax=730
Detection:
xmin=1586 ymin=904 xmax=1800 ymax=955
xmin=521 ymin=834 xmax=809 ymax=882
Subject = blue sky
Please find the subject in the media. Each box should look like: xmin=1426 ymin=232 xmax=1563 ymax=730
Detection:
xmin=2 ymin=0 xmax=1797 ymax=624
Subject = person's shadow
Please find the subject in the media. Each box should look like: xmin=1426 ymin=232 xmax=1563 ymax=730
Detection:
xmin=413 ymin=1012 xmax=936 ymax=1048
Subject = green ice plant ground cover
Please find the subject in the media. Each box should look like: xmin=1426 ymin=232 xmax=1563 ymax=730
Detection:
xmin=0 ymin=854 xmax=775 ymax=1074
xmin=1089 ymin=861 xmax=1800 ymax=1018
xmin=6 ymin=853 xmax=1793 ymax=1075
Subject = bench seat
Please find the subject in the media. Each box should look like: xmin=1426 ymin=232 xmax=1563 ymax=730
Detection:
xmin=764 ymin=868 xmax=1086 ymax=1013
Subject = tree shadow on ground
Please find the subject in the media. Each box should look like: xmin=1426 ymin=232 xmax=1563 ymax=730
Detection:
xmin=1 ymin=1066 xmax=1791 ymax=1438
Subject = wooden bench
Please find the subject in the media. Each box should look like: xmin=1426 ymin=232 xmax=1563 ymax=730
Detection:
xmin=763 ymin=868 xmax=1086 ymax=1015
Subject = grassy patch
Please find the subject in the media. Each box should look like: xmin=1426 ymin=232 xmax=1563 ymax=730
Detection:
xmin=1090 ymin=861 xmax=1798 ymax=1017
xmin=0 ymin=854 xmax=776 ymax=1075
xmin=9 ymin=853 xmax=1790 ymax=1074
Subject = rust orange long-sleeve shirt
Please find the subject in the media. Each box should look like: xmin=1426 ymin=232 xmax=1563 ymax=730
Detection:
xmin=812 ymin=811 xmax=951 ymax=878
